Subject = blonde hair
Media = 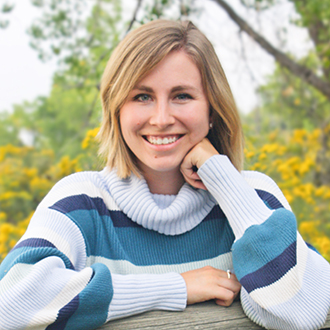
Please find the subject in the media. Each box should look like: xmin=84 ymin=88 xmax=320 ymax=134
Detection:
xmin=99 ymin=19 xmax=244 ymax=178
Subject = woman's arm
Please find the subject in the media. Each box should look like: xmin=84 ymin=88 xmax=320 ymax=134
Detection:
xmin=0 ymin=208 xmax=111 ymax=330
xmin=181 ymin=139 xmax=330 ymax=330
xmin=0 ymin=175 xmax=186 ymax=330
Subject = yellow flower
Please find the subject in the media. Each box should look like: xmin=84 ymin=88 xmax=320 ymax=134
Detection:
xmin=299 ymin=221 xmax=320 ymax=237
xmin=82 ymin=127 xmax=100 ymax=149
xmin=0 ymin=212 xmax=7 ymax=222
xmin=314 ymin=236 xmax=330 ymax=258
xmin=9 ymin=239 xmax=17 ymax=249
xmin=0 ymin=243 xmax=7 ymax=255
xmin=30 ymin=177 xmax=52 ymax=194
xmin=251 ymin=163 xmax=261 ymax=171
xmin=245 ymin=151 xmax=255 ymax=159
xmin=294 ymin=98 xmax=301 ymax=105
xmin=282 ymin=190 xmax=294 ymax=204
xmin=0 ymin=223 xmax=12 ymax=236
xmin=291 ymin=129 xmax=306 ymax=145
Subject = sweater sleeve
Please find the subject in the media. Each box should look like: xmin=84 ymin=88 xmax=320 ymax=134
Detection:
xmin=198 ymin=155 xmax=330 ymax=330
xmin=0 ymin=178 xmax=186 ymax=330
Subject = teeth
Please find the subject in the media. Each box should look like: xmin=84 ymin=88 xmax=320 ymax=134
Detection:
xmin=147 ymin=136 xmax=179 ymax=145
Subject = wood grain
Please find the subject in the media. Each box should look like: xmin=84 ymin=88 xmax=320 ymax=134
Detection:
xmin=98 ymin=300 xmax=330 ymax=329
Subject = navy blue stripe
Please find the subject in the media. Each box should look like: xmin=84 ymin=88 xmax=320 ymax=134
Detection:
xmin=50 ymin=194 xmax=226 ymax=229
xmin=46 ymin=295 xmax=79 ymax=330
xmin=50 ymin=195 xmax=110 ymax=217
xmin=240 ymin=241 xmax=296 ymax=293
xmin=256 ymin=189 xmax=284 ymax=210
xmin=204 ymin=205 xmax=225 ymax=221
xmin=110 ymin=211 xmax=141 ymax=228
xmin=49 ymin=191 xmax=279 ymax=224
xmin=12 ymin=238 xmax=56 ymax=252
xmin=110 ymin=204 xmax=224 ymax=228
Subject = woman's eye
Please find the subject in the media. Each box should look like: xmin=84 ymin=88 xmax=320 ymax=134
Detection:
xmin=175 ymin=93 xmax=193 ymax=101
xmin=134 ymin=94 xmax=151 ymax=102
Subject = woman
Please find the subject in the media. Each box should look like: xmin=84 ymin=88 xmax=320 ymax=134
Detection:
xmin=0 ymin=20 xmax=329 ymax=330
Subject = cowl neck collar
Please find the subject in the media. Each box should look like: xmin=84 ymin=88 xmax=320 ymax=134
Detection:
xmin=101 ymin=168 xmax=216 ymax=235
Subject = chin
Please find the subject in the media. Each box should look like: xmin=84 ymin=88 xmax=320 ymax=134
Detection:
xmin=139 ymin=159 xmax=182 ymax=174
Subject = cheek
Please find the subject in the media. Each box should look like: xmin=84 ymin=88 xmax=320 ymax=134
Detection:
xmin=120 ymin=110 xmax=140 ymax=134
xmin=189 ymin=113 xmax=210 ymax=137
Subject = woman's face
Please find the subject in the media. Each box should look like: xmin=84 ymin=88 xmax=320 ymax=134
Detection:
xmin=120 ymin=50 xmax=210 ymax=176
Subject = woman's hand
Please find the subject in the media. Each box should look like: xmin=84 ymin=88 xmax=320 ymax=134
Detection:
xmin=180 ymin=138 xmax=218 ymax=190
xmin=181 ymin=266 xmax=241 ymax=306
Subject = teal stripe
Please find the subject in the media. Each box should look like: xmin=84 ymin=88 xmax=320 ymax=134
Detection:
xmin=0 ymin=246 xmax=73 ymax=280
xmin=232 ymin=208 xmax=297 ymax=280
xmin=64 ymin=263 xmax=112 ymax=330
xmin=0 ymin=248 xmax=23 ymax=280
xmin=67 ymin=209 xmax=234 ymax=265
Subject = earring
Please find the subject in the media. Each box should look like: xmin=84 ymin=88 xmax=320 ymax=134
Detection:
xmin=209 ymin=123 xmax=213 ymax=129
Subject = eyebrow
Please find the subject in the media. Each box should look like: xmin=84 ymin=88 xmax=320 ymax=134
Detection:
xmin=133 ymin=85 xmax=154 ymax=93
xmin=133 ymin=85 xmax=200 ymax=93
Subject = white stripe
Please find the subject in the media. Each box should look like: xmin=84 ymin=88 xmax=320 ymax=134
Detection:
xmin=198 ymin=156 xmax=275 ymax=239
xmin=108 ymin=272 xmax=187 ymax=321
xmin=86 ymin=252 xmax=233 ymax=275
xmin=0 ymin=257 xmax=91 ymax=329
xmin=28 ymin=267 xmax=93 ymax=328
xmin=241 ymin=247 xmax=330 ymax=329
xmin=242 ymin=171 xmax=292 ymax=211
xmin=16 ymin=209 xmax=87 ymax=271
xmin=249 ymin=233 xmax=307 ymax=308
xmin=0 ymin=263 xmax=33 ymax=296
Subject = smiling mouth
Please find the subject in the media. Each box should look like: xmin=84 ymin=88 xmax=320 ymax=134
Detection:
xmin=144 ymin=135 xmax=182 ymax=145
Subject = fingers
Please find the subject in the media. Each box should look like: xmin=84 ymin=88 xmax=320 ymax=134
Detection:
xmin=210 ymin=275 xmax=241 ymax=307
xmin=215 ymin=283 xmax=240 ymax=307
xmin=181 ymin=266 xmax=241 ymax=306
xmin=181 ymin=168 xmax=207 ymax=190
xmin=180 ymin=138 xmax=218 ymax=190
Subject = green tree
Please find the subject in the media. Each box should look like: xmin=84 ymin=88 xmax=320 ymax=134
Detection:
xmin=253 ymin=59 xmax=330 ymax=131
xmin=0 ymin=0 xmax=124 ymax=159
xmin=208 ymin=0 xmax=330 ymax=184
xmin=0 ymin=1 xmax=15 ymax=29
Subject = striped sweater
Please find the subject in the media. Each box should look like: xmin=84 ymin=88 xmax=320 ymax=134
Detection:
xmin=0 ymin=155 xmax=329 ymax=330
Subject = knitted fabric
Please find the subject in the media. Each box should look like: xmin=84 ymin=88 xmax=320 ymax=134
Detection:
xmin=0 ymin=155 xmax=329 ymax=330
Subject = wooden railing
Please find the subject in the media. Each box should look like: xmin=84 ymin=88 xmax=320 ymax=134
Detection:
xmin=98 ymin=300 xmax=330 ymax=329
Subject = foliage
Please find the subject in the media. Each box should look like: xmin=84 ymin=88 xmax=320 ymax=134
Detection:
xmin=0 ymin=111 xmax=22 ymax=146
xmin=0 ymin=133 xmax=102 ymax=262
xmin=0 ymin=1 xmax=15 ymax=29
xmin=0 ymin=125 xmax=330 ymax=263
xmin=140 ymin=0 xmax=197 ymax=23
xmin=256 ymin=59 xmax=330 ymax=130
xmin=239 ymin=0 xmax=330 ymax=81
xmin=239 ymin=0 xmax=275 ymax=11
xmin=0 ymin=144 xmax=81 ymax=223
xmin=1 ymin=0 xmax=329 ymax=267
xmin=0 ymin=0 xmax=124 ymax=160
xmin=291 ymin=0 xmax=330 ymax=79
xmin=244 ymin=126 xmax=330 ymax=261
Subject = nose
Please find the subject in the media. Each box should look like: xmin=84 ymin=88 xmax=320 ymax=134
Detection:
xmin=149 ymin=101 xmax=175 ymax=128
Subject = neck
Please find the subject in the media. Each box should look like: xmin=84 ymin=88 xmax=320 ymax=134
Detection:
xmin=140 ymin=167 xmax=185 ymax=195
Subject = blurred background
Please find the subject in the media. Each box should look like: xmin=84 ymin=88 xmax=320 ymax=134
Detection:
xmin=0 ymin=0 xmax=329 ymax=263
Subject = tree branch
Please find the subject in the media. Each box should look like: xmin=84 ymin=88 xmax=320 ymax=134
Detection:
xmin=126 ymin=0 xmax=143 ymax=34
xmin=212 ymin=0 xmax=330 ymax=100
